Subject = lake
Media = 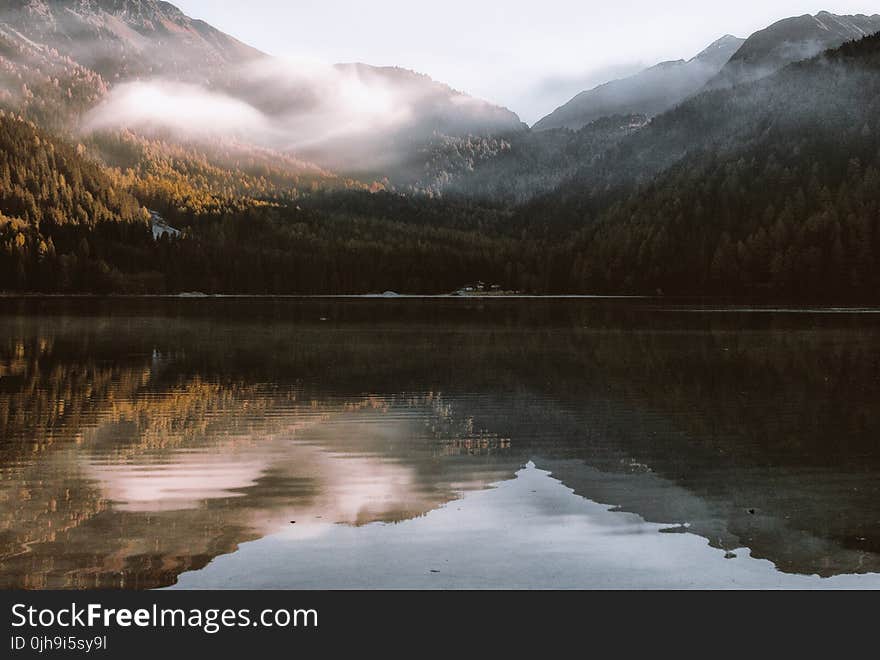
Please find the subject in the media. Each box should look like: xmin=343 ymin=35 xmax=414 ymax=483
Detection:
xmin=2 ymin=297 xmax=880 ymax=589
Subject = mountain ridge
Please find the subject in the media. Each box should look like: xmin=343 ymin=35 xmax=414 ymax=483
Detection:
xmin=533 ymin=35 xmax=744 ymax=131
xmin=706 ymin=11 xmax=880 ymax=89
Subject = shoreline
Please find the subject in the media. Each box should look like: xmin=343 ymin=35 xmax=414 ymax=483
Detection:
xmin=3 ymin=292 xmax=880 ymax=310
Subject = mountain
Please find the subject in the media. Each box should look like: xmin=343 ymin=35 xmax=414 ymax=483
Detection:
xmin=523 ymin=32 xmax=880 ymax=297
xmin=336 ymin=63 xmax=523 ymax=137
xmin=0 ymin=0 xmax=265 ymax=80
xmin=4 ymin=4 xmax=880 ymax=298
xmin=396 ymin=114 xmax=647 ymax=204
xmin=533 ymin=35 xmax=744 ymax=131
xmin=256 ymin=63 xmax=526 ymax=174
xmin=0 ymin=0 xmax=524 ymax=175
xmin=707 ymin=11 xmax=880 ymax=89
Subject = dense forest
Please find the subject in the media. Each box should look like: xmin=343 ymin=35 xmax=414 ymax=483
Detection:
xmin=2 ymin=30 xmax=880 ymax=298
xmin=0 ymin=112 xmax=550 ymax=294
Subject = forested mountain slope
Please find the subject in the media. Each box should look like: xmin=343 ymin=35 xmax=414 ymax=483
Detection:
xmin=545 ymin=33 xmax=880 ymax=298
xmin=396 ymin=114 xmax=647 ymax=204
xmin=0 ymin=109 xmax=548 ymax=295
xmin=0 ymin=110 xmax=154 ymax=290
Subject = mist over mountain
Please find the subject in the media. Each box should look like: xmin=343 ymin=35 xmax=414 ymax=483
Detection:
xmin=533 ymin=35 xmax=744 ymax=132
xmin=0 ymin=0 xmax=524 ymax=174
xmin=707 ymin=11 xmax=880 ymax=89
xmin=82 ymin=58 xmax=525 ymax=173
xmin=227 ymin=61 xmax=526 ymax=173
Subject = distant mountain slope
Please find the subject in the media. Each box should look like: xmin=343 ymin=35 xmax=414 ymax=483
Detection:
xmin=0 ymin=0 xmax=265 ymax=80
xmin=533 ymin=35 xmax=744 ymax=131
xmin=253 ymin=62 xmax=526 ymax=173
xmin=394 ymin=114 xmax=646 ymax=204
xmin=335 ymin=63 xmax=523 ymax=136
xmin=0 ymin=20 xmax=108 ymax=131
xmin=706 ymin=11 xmax=880 ymax=89
xmin=527 ymin=32 xmax=880 ymax=297
xmin=0 ymin=0 xmax=525 ymax=176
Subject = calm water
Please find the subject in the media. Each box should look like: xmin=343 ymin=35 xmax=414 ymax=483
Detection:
xmin=2 ymin=297 xmax=880 ymax=589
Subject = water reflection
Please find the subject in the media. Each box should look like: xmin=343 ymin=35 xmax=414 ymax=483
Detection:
xmin=172 ymin=462 xmax=880 ymax=590
xmin=2 ymin=298 xmax=880 ymax=588
xmin=1 ymin=388 xmax=516 ymax=588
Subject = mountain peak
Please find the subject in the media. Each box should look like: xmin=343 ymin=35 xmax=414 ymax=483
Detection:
xmin=709 ymin=34 xmax=743 ymax=46
xmin=706 ymin=11 xmax=880 ymax=89
xmin=691 ymin=34 xmax=745 ymax=66
xmin=533 ymin=35 xmax=742 ymax=131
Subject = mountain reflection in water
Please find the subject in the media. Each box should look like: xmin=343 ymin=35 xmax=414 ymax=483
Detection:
xmin=2 ymin=297 xmax=880 ymax=589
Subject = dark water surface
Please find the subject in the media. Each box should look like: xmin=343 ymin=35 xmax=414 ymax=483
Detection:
xmin=2 ymin=297 xmax=880 ymax=589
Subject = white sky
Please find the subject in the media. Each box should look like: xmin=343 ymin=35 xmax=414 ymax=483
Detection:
xmin=173 ymin=1 xmax=878 ymax=123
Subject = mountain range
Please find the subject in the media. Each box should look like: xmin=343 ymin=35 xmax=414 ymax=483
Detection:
xmin=3 ymin=3 xmax=876 ymax=176
xmin=1 ymin=2 xmax=880 ymax=300
xmin=534 ymin=11 xmax=880 ymax=131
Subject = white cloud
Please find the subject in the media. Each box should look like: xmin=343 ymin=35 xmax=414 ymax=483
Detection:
xmin=83 ymin=80 xmax=269 ymax=139
xmin=83 ymin=57 xmax=420 ymax=153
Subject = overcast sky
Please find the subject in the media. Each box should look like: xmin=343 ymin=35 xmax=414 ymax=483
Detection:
xmin=173 ymin=1 xmax=878 ymax=123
